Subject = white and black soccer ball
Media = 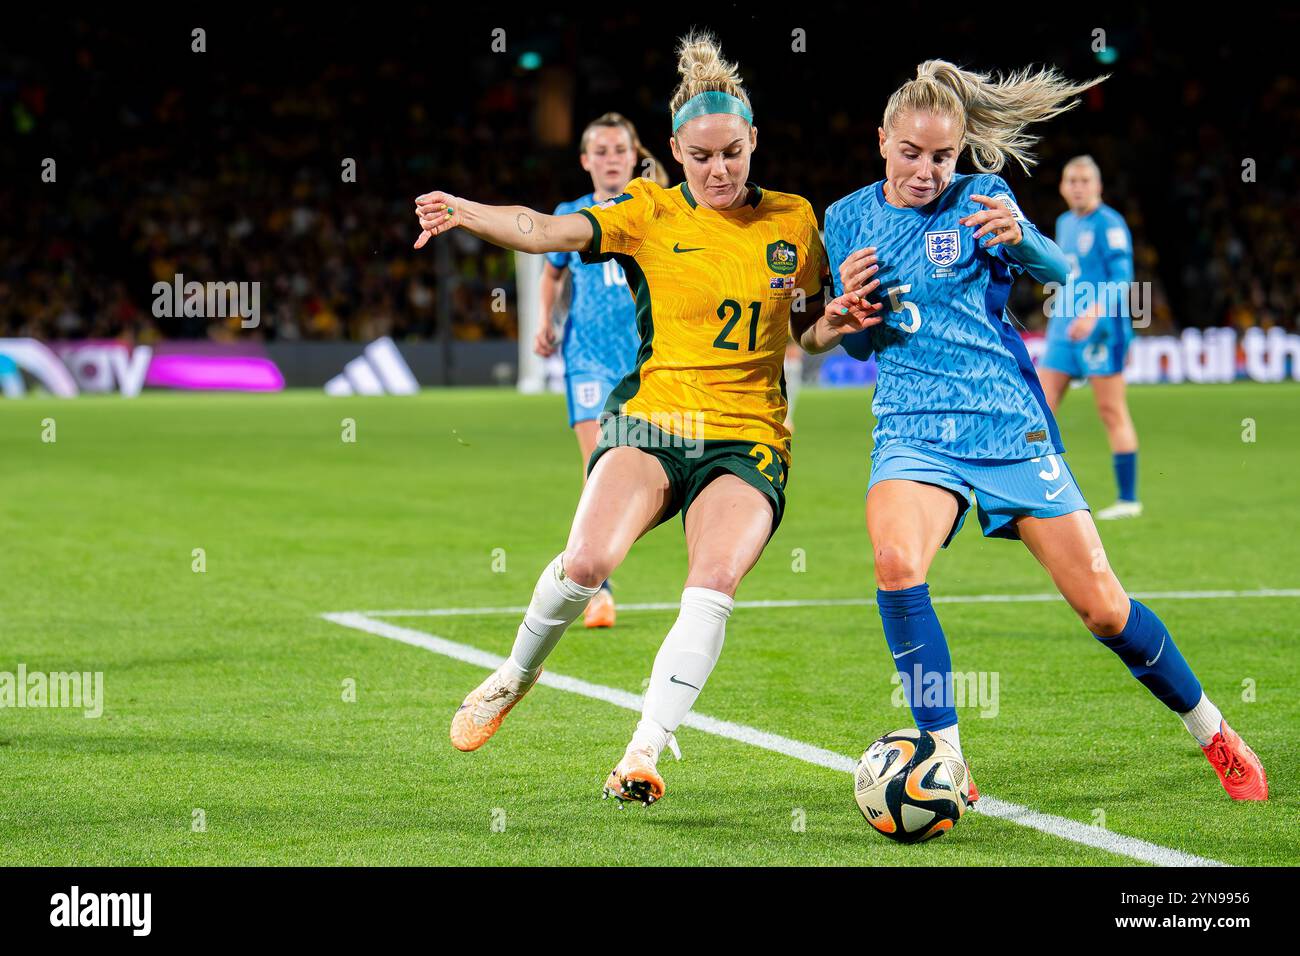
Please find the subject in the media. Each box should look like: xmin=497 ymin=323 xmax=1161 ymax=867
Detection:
xmin=854 ymin=729 xmax=970 ymax=843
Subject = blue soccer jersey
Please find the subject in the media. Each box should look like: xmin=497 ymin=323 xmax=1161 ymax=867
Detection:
xmin=547 ymin=194 xmax=640 ymax=383
xmin=1050 ymin=202 xmax=1134 ymax=342
xmin=825 ymin=173 xmax=1064 ymax=461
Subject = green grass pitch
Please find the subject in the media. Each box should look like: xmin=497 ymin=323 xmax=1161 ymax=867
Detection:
xmin=1 ymin=383 xmax=1296 ymax=865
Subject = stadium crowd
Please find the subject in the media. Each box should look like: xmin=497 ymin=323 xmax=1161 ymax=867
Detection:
xmin=3 ymin=10 xmax=1295 ymax=343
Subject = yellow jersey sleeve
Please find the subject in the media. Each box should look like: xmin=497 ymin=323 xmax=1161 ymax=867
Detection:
xmin=577 ymin=178 xmax=659 ymax=260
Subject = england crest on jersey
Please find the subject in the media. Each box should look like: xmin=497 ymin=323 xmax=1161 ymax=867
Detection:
xmin=925 ymin=230 xmax=960 ymax=268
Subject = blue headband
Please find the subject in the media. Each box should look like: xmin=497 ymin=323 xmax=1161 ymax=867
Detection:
xmin=671 ymin=91 xmax=753 ymax=133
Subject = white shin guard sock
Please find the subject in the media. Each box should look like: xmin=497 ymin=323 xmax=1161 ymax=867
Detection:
xmin=931 ymin=723 xmax=963 ymax=761
xmin=1179 ymin=692 xmax=1224 ymax=746
xmin=506 ymin=554 xmax=600 ymax=681
xmin=635 ymin=587 xmax=735 ymax=756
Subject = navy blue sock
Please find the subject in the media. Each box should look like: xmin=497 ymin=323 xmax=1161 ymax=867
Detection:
xmin=877 ymin=584 xmax=956 ymax=732
xmin=1113 ymin=451 xmax=1138 ymax=501
xmin=1093 ymin=599 xmax=1201 ymax=712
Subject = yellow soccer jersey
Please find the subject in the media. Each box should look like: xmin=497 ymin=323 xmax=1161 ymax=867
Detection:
xmin=577 ymin=177 xmax=825 ymax=463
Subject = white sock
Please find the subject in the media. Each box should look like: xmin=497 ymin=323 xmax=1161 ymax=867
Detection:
xmin=636 ymin=588 xmax=734 ymax=751
xmin=506 ymin=554 xmax=599 ymax=682
xmin=1179 ymin=692 xmax=1224 ymax=746
xmin=630 ymin=717 xmax=671 ymax=761
xmin=931 ymin=723 xmax=963 ymax=760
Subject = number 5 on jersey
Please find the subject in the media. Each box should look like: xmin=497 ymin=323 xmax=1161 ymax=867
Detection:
xmin=886 ymin=285 xmax=922 ymax=333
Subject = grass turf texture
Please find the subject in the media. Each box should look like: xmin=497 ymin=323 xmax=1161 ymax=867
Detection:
xmin=1 ymin=384 xmax=1296 ymax=866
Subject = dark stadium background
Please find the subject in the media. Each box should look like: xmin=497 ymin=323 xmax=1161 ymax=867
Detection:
xmin=3 ymin=3 xmax=1296 ymax=351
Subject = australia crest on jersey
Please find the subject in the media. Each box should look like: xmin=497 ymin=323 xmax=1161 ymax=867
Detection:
xmin=924 ymin=229 xmax=961 ymax=271
xmin=766 ymin=240 xmax=798 ymax=276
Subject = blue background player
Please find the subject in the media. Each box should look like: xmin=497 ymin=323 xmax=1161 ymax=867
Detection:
xmin=533 ymin=112 xmax=667 ymax=628
xmin=1040 ymin=155 xmax=1142 ymax=519
xmin=801 ymin=60 xmax=1266 ymax=803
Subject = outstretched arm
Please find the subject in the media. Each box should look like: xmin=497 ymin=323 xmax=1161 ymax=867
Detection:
xmin=413 ymin=191 xmax=593 ymax=255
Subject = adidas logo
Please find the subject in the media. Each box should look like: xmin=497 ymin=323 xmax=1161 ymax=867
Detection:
xmin=324 ymin=337 xmax=419 ymax=396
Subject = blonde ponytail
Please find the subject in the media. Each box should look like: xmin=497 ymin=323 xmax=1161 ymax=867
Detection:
xmin=669 ymin=31 xmax=751 ymax=128
xmin=883 ymin=60 xmax=1107 ymax=174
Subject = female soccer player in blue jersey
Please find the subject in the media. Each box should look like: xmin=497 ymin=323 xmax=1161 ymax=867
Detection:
xmin=1040 ymin=155 xmax=1142 ymax=519
xmin=807 ymin=61 xmax=1267 ymax=801
xmin=533 ymin=113 xmax=669 ymax=628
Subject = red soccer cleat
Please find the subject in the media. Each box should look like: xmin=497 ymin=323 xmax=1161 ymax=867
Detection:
xmin=964 ymin=761 xmax=979 ymax=806
xmin=1201 ymin=721 xmax=1268 ymax=801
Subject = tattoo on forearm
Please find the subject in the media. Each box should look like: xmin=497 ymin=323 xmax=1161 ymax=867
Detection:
xmin=516 ymin=213 xmax=535 ymax=236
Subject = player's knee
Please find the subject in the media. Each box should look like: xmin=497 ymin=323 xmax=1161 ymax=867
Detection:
xmin=873 ymin=544 xmax=926 ymax=590
xmin=561 ymin=545 xmax=611 ymax=589
xmin=1079 ymin=591 xmax=1129 ymax=636
xmin=685 ymin=561 xmax=743 ymax=596
xmin=1096 ymin=400 xmax=1126 ymax=429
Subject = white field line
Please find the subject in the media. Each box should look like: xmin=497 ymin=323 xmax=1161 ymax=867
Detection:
xmin=360 ymin=587 xmax=1300 ymax=618
xmin=322 ymin=610 xmax=1228 ymax=867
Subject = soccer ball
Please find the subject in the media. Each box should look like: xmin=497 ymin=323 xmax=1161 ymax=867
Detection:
xmin=854 ymin=729 xmax=970 ymax=843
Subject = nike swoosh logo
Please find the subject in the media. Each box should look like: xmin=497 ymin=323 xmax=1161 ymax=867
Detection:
xmin=672 ymin=243 xmax=704 ymax=253
xmin=1145 ymin=634 xmax=1166 ymax=667
xmin=1045 ymin=485 xmax=1069 ymax=501
xmin=669 ymin=674 xmax=702 ymax=690
xmin=892 ymin=644 xmax=925 ymax=659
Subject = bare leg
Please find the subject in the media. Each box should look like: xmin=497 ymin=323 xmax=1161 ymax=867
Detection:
xmin=865 ymin=479 xmax=958 ymax=589
xmin=562 ymin=446 xmax=671 ymax=586
xmin=573 ymin=419 xmax=600 ymax=482
xmin=1089 ymin=373 xmax=1138 ymax=454
xmin=1014 ymin=510 xmax=1130 ymax=634
xmin=683 ymin=475 xmax=774 ymax=596
xmin=1038 ymin=367 xmax=1072 ymax=414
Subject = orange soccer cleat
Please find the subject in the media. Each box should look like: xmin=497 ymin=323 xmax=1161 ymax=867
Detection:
xmin=449 ymin=665 xmax=539 ymax=752
xmin=1200 ymin=721 xmax=1268 ymax=801
xmin=602 ymin=743 xmax=667 ymax=807
xmin=584 ymin=588 xmax=616 ymax=629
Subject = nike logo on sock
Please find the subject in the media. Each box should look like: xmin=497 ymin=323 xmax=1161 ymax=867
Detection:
xmin=892 ymin=644 xmax=926 ymax=659
xmin=1145 ymin=635 xmax=1166 ymax=667
xmin=669 ymin=674 xmax=702 ymax=691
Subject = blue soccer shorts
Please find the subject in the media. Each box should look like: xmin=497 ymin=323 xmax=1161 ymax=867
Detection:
xmin=868 ymin=443 xmax=1091 ymax=547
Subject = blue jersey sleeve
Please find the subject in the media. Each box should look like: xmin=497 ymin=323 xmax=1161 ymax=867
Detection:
xmin=975 ymin=175 xmax=1068 ymax=285
xmin=822 ymin=198 xmax=874 ymax=361
xmin=823 ymin=200 xmax=848 ymax=298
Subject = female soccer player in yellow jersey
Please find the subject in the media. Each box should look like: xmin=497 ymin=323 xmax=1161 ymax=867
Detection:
xmin=414 ymin=32 xmax=877 ymax=806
